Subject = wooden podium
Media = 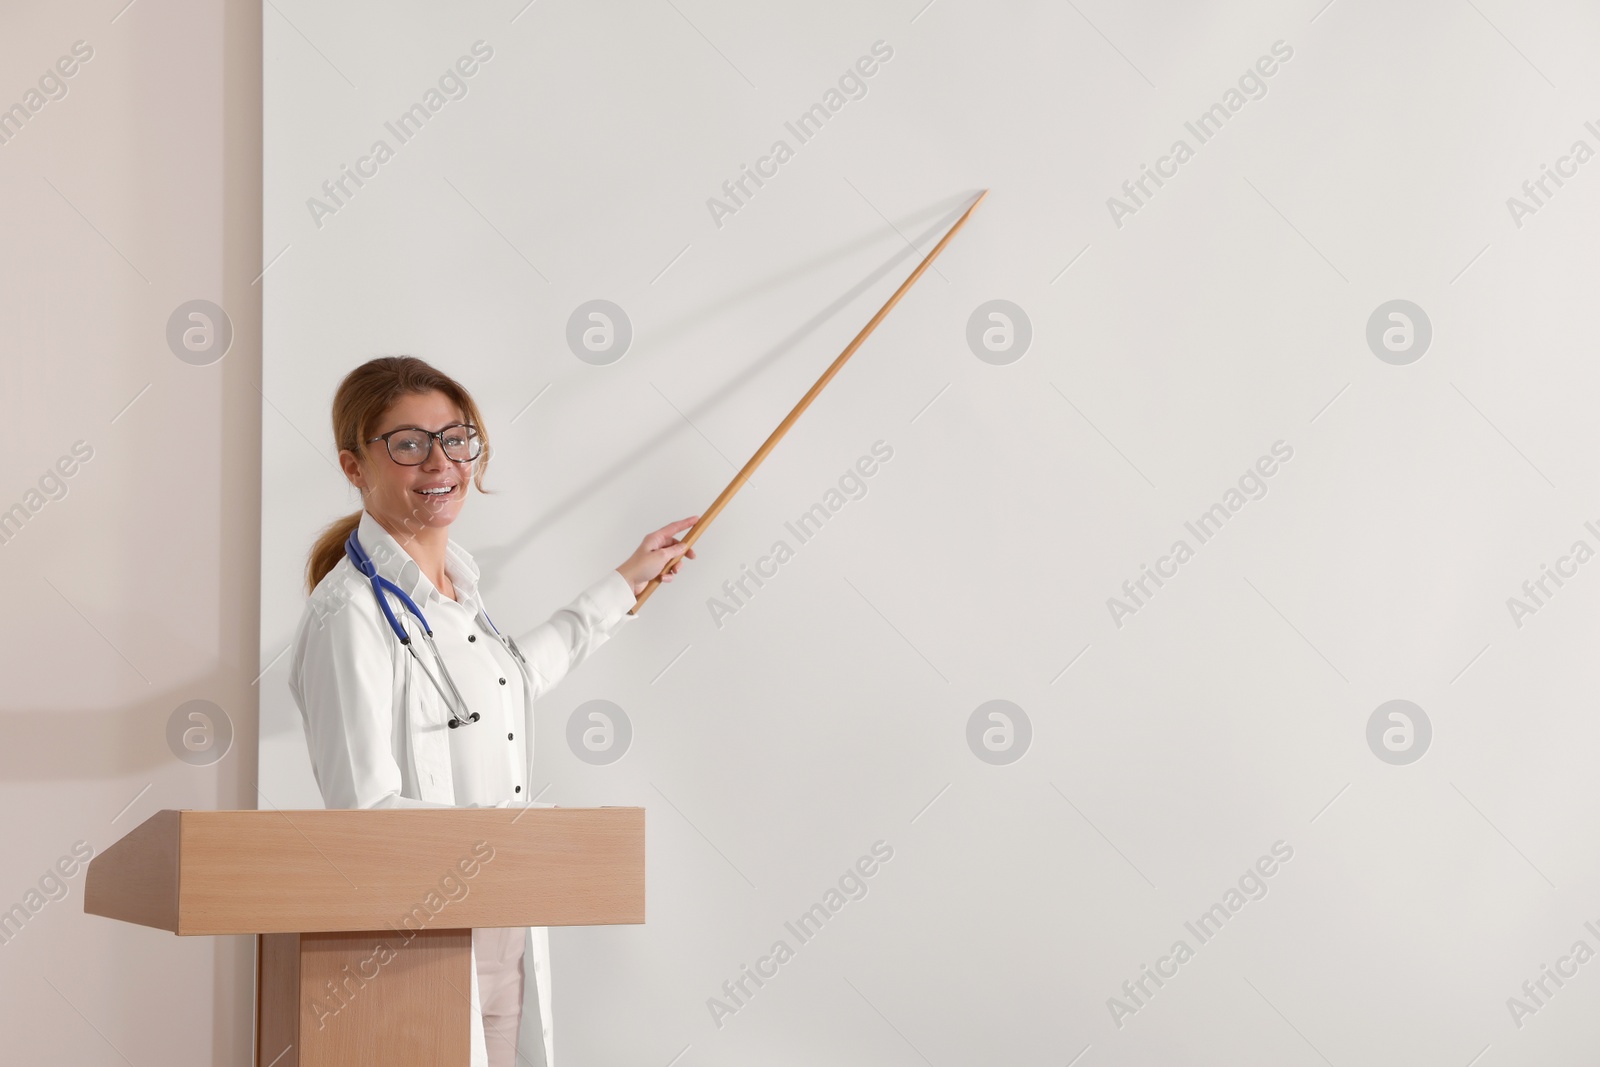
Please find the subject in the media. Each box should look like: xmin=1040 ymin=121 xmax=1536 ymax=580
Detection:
xmin=83 ymin=807 xmax=645 ymax=1066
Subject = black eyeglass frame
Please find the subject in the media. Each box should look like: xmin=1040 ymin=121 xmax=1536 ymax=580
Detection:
xmin=365 ymin=423 xmax=483 ymax=466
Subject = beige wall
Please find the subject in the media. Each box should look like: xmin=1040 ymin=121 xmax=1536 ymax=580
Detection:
xmin=0 ymin=2 xmax=260 ymax=1063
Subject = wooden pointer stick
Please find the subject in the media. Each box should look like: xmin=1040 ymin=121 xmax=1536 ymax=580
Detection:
xmin=629 ymin=189 xmax=989 ymax=615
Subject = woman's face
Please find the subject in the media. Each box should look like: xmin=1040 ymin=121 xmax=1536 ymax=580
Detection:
xmin=340 ymin=389 xmax=476 ymax=540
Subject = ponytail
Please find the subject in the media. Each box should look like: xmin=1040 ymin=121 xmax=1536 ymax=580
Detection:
xmin=306 ymin=510 xmax=363 ymax=594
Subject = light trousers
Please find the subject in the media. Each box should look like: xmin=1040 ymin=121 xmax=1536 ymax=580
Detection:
xmin=472 ymin=926 xmax=526 ymax=1067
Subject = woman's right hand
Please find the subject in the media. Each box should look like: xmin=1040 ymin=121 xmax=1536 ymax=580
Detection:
xmin=615 ymin=515 xmax=700 ymax=595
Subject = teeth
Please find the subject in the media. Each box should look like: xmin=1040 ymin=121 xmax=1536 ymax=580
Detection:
xmin=419 ymin=486 xmax=453 ymax=495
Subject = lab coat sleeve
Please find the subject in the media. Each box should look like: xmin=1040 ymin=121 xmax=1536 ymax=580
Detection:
xmin=292 ymin=593 xmax=452 ymax=811
xmin=511 ymin=568 xmax=637 ymax=701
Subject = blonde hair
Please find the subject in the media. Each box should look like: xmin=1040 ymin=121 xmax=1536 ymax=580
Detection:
xmin=305 ymin=356 xmax=493 ymax=593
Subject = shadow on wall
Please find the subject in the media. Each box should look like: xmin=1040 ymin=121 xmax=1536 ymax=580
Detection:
xmin=0 ymin=669 xmax=244 ymax=782
xmin=472 ymin=192 xmax=980 ymax=596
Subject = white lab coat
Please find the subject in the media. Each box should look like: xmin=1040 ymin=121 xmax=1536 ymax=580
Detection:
xmin=287 ymin=509 xmax=637 ymax=1067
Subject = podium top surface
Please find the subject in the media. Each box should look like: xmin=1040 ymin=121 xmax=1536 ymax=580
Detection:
xmin=83 ymin=807 xmax=644 ymax=935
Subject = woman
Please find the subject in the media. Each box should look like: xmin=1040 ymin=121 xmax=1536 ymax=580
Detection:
xmin=287 ymin=356 xmax=696 ymax=1067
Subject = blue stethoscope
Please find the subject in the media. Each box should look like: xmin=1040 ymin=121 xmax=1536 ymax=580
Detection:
xmin=345 ymin=528 xmax=529 ymax=729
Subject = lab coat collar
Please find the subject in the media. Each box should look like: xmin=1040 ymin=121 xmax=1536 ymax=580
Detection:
xmin=356 ymin=509 xmax=483 ymax=610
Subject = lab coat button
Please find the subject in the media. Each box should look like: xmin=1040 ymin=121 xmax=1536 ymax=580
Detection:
xmin=515 ymin=785 xmax=522 ymax=793
xmin=498 ymin=677 xmax=506 ymax=685
xmin=508 ymin=732 xmax=514 ymax=740
xmin=468 ymin=634 xmax=476 ymax=642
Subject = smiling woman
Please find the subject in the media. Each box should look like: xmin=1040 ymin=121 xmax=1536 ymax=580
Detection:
xmin=287 ymin=354 xmax=698 ymax=1067
xmin=365 ymin=405 xmax=472 ymax=531
xmin=301 ymin=360 xmax=495 ymax=592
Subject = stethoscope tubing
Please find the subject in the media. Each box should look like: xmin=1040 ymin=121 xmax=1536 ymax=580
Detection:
xmin=344 ymin=527 xmax=499 ymax=728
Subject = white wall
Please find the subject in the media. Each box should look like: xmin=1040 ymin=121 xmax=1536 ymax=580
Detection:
xmin=260 ymin=0 xmax=1600 ymax=1064
xmin=0 ymin=1 xmax=260 ymax=1063
xmin=260 ymin=2 xmax=1600 ymax=1064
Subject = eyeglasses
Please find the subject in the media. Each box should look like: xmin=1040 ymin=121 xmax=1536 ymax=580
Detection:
xmin=367 ymin=423 xmax=483 ymax=466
